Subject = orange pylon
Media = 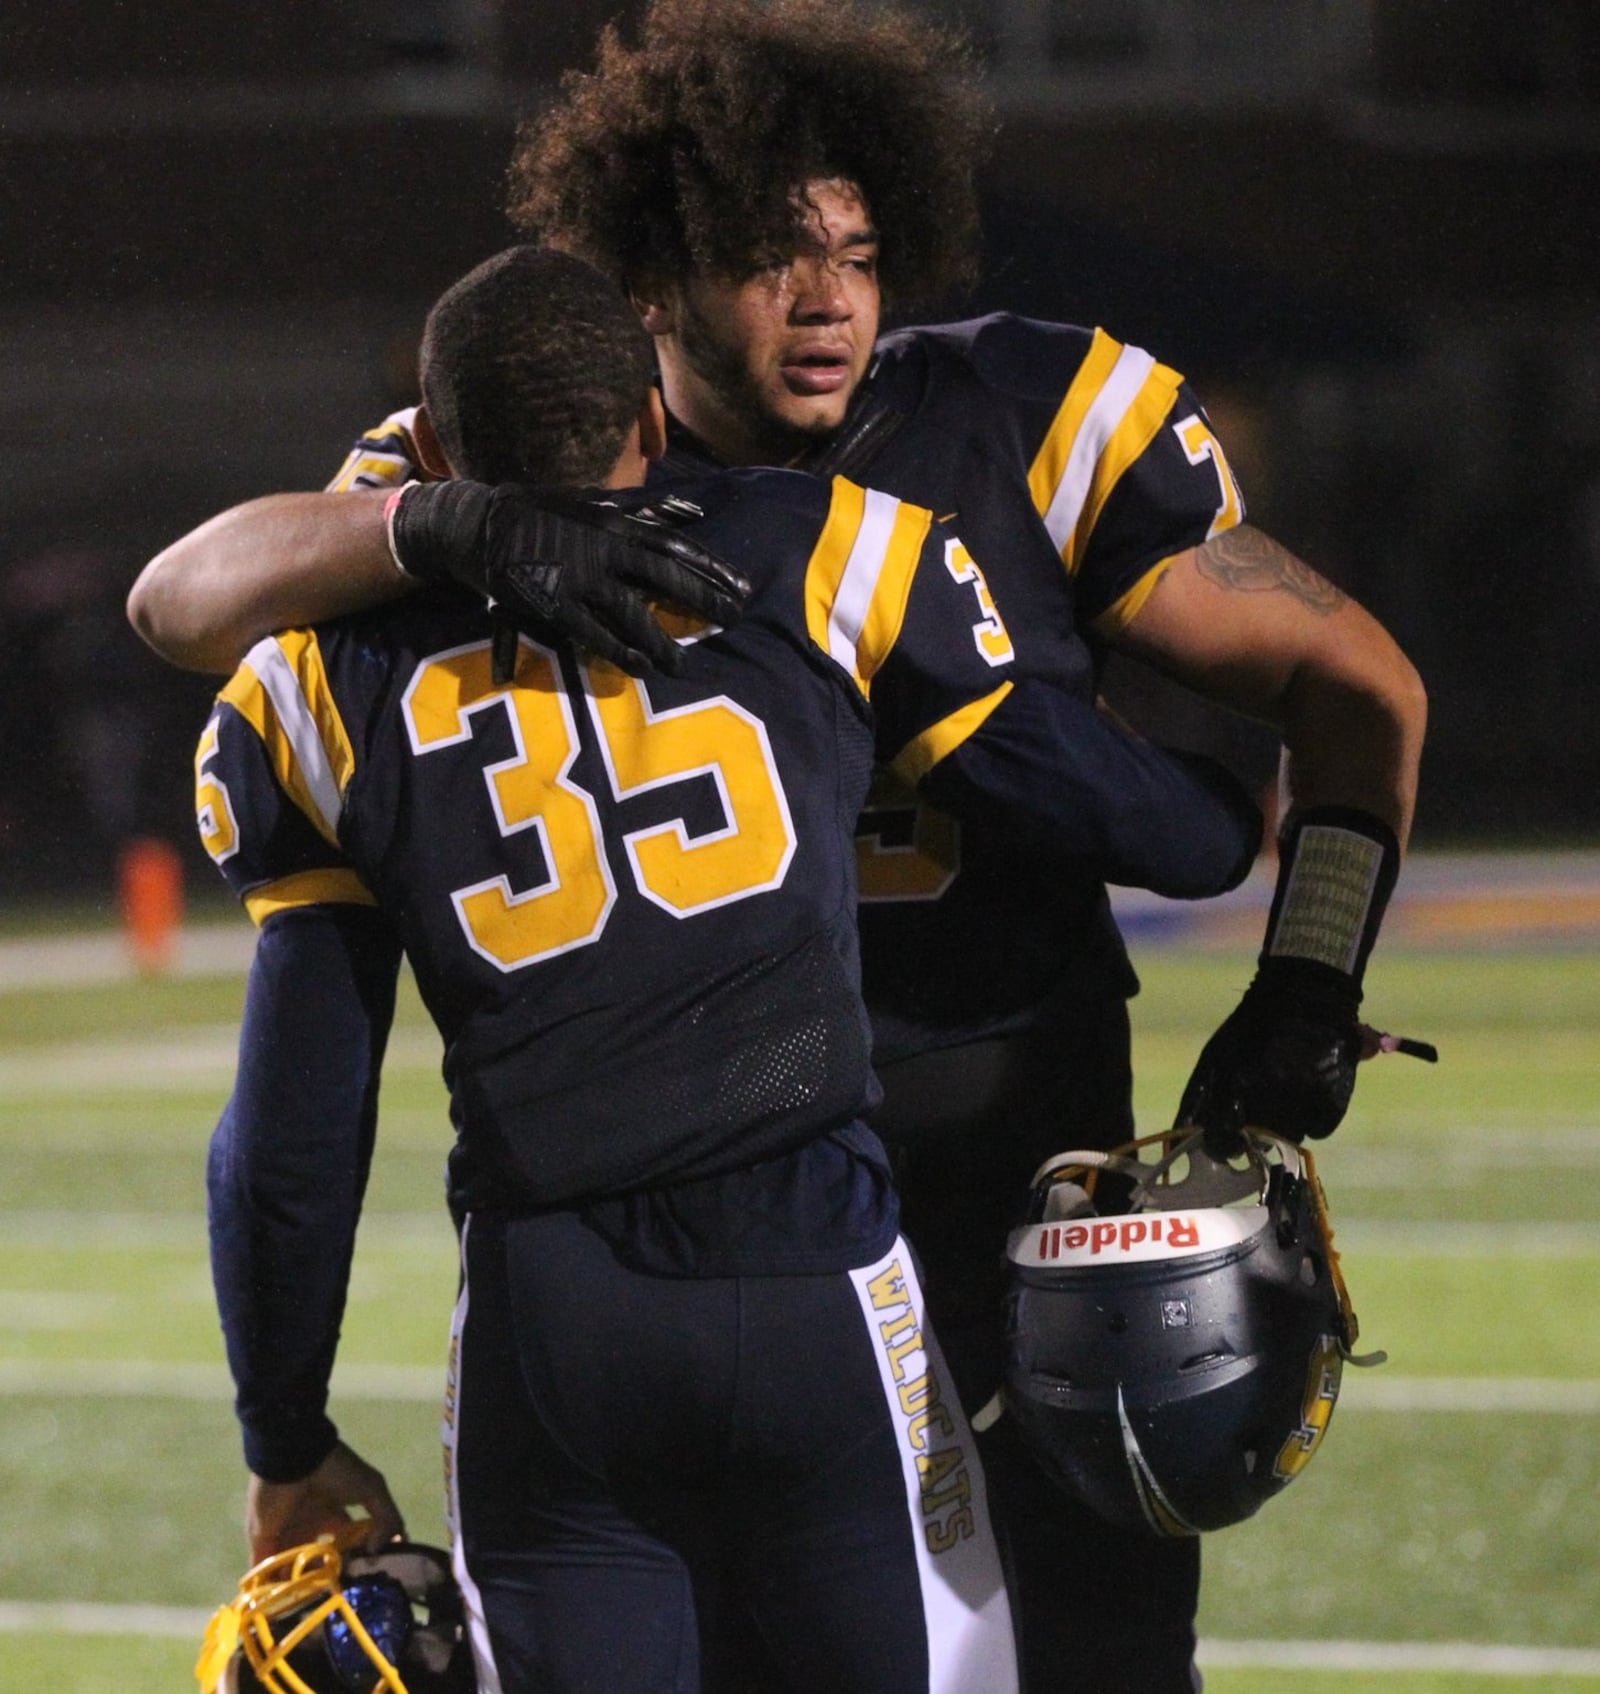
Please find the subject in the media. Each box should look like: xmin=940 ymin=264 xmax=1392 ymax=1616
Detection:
xmin=117 ymin=836 xmax=185 ymax=974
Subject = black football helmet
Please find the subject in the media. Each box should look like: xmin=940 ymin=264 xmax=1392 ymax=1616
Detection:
xmin=196 ymin=1522 xmax=476 ymax=1694
xmin=1001 ymin=1127 xmax=1382 ymax=1538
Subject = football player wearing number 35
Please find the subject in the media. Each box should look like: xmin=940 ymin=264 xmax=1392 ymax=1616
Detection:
xmin=135 ymin=3 xmax=1426 ymax=1688
xmin=195 ymin=245 xmax=1260 ymax=1694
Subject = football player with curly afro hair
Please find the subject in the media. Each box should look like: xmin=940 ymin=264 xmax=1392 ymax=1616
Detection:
xmin=133 ymin=7 xmax=1426 ymax=1691
xmin=505 ymin=0 xmax=990 ymax=467
xmin=507 ymin=0 xmax=986 ymax=311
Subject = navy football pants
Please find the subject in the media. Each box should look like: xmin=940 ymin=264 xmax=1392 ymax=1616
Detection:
xmin=445 ymin=1208 xmax=1018 ymax=1693
xmin=878 ymin=981 xmax=1204 ymax=1694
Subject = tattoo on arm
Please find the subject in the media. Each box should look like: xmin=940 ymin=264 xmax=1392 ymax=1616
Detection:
xmin=1196 ymin=527 xmax=1347 ymax=615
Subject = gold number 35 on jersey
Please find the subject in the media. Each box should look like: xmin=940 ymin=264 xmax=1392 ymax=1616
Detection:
xmin=403 ymin=637 xmax=796 ymax=972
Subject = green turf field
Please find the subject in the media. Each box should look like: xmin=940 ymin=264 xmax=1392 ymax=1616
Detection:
xmin=1 ymin=918 xmax=1596 ymax=1691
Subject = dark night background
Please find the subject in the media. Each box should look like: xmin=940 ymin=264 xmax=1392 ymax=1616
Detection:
xmin=3 ymin=0 xmax=1598 ymax=901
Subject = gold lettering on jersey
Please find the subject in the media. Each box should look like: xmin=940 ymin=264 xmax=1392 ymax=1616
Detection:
xmin=942 ymin=538 xmax=1015 ymax=667
xmin=587 ymin=665 xmax=796 ymax=915
xmin=405 ymin=639 xmax=802 ymax=969
xmin=441 ymin=1332 xmax=461 ymax=1507
xmin=194 ymin=718 xmax=240 ymax=865
xmin=1173 ymin=413 xmax=1244 ymax=539
xmin=404 ymin=639 xmax=615 ymax=971
xmin=865 ymin=1259 xmax=976 ymax=1555
xmin=855 ymin=766 xmax=961 ymax=903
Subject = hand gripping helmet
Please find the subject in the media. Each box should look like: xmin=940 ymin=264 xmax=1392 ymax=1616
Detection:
xmin=1001 ymin=1127 xmax=1382 ymax=1538
xmin=196 ymin=1523 xmax=475 ymax=1694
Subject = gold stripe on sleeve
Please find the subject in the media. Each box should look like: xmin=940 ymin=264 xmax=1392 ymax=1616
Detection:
xmin=1026 ymin=329 xmax=1125 ymax=537
xmin=220 ymin=630 xmax=356 ymax=848
xmin=1066 ymin=359 xmax=1185 ymax=574
xmin=855 ymin=498 xmax=934 ymax=693
xmin=244 ymin=868 xmax=379 ymax=927
xmin=324 ymin=409 xmax=421 ymax=492
xmin=273 ymin=629 xmax=358 ymax=798
xmin=804 ymin=475 xmax=869 ymax=659
xmin=327 ymin=451 xmax=414 ymax=493
xmin=1091 ymin=553 xmax=1181 ymax=638
xmin=888 ymin=680 xmax=1014 ymax=787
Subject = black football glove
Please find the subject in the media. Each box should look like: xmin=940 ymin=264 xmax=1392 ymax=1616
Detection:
xmin=1177 ymin=956 xmax=1365 ymax=1157
xmin=1177 ymin=807 xmax=1416 ymax=1158
xmin=387 ymin=480 xmax=750 ymax=677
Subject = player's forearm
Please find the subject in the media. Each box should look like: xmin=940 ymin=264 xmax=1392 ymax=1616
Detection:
xmin=128 ymin=490 xmax=412 ymax=673
xmin=1276 ymin=642 xmax=1427 ymax=849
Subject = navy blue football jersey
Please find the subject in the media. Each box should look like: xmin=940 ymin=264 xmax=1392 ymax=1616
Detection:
xmin=199 ymin=469 xmax=1019 ymax=1213
xmin=666 ymin=316 xmax=1247 ymax=1057
xmin=327 ymin=319 xmax=1248 ymax=1061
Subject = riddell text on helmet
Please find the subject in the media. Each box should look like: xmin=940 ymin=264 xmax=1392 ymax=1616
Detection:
xmin=1042 ymin=1218 xmax=1200 ymax=1258
xmin=1012 ymin=1206 xmax=1266 ymax=1268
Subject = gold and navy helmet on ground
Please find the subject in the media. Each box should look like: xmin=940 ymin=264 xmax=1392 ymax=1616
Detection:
xmin=1000 ymin=1127 xmax=1383 ymax=1538
xmin=197 ymin=1522 xmax=475 ymax=1694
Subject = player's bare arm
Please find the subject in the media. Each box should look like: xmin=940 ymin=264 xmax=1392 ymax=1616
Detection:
xmin=1193 ymin=523 xmax=1349 ymax=614
xmin=1116 ymin=522 xmax=1430 ymax=1152
xmin=129 ymin=469 xmax=751 ymax=678
xmin=1111 ymin=522 xmax=1427 ymax=846
xmin=128 ymin=490 xmax=407 ymax=674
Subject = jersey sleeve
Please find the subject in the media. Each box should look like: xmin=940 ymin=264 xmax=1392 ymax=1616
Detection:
xmin=971 ymin=316 xmax=1247 ymax=636
xmin=795 ymin=471 xmax=1260 ymax=894
xmin=195 ymin=628 xmax=378 ymax=924
xmin=799 ymin=475 xmax=1017 ymax=779
xmin=209 ymin=902 xmax=402 ymax=1480
xmin=324 ymin=406 xmax=432 ymax=491
xmin=920 ymin=685 xmax=1262 ymax=899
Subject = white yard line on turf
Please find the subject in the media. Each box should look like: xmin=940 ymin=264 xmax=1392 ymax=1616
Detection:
xmin=0 ymin=1027 xmax=443 ymax=1092
xmin=1198 ymin=1637 xmax=1600 ymax=1677
xmin=0 ymin=925 xmax=256 ymax=992
xmin=2 ymin=1358 xmax=1597 ymax=1414
xmin=2 ymin=1600 xmax=1596 ymax=1677
xmin=0 ymin=1358 xmax=441 ymax=1399
xmin=5 ymin=1211 xmax=1594 ymax=1256
xmin=1339 ymin=1220 xmax=1600 ymax=1257
xmin=0 ymin=1599 xmax=212 ymax=1637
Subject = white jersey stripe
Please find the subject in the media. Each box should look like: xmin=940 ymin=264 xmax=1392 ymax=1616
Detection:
xmin=1040 ymin=345 xmax=1157 ymax=558
xmin=828 ymin=486 xmax=901 ymax=673
xmin=242 ymin=636 xmax=345 ymax=839
xmin=444 ymin=1217 xmax=506 ymax=1694
xmin=848 ymin=1239 xmax=1019 ymax=1693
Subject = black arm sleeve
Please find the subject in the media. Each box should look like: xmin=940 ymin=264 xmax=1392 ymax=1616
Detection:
xmin=207 ymin=904 xmax=403 ymax=1481
xmin=919 ymin=679 xmax=1262 ymax=899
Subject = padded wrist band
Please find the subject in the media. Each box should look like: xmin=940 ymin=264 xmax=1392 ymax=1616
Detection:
xmin=1263 ymin=807 xmax=1400 ymax=984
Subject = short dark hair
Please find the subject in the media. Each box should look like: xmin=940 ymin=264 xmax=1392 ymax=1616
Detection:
xmin=507 ymin=0 xmax=989 ymax=310
xmin=419 ymin=245 xmax=657 ymax=486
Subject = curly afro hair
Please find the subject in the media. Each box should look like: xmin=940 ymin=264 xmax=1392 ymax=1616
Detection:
xmin=506 ymin=0 xmax=991 ymax=311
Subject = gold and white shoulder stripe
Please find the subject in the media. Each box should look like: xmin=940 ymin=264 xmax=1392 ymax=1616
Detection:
xmin=325 ymin=407 xmax=422 ymax=492
xmin=1027 ymin=328 xmax=1184 ymax=576
xmin=804 ymin=476 xmax=933 ymax=699
xmin=219 ymin=629 xmax=356 ymax=847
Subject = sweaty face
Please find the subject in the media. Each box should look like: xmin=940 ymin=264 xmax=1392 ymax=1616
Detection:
xmin=659 ymin=179 xmax=881 ymax=467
